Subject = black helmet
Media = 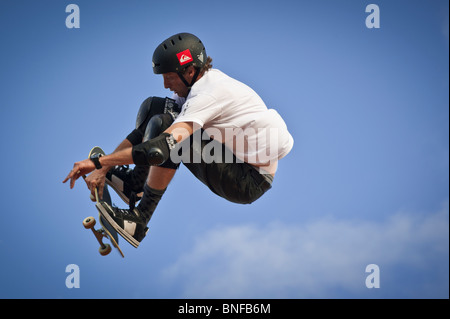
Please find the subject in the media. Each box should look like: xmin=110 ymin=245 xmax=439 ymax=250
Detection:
xmin=152 ymin=33 xmax=207 ymax=74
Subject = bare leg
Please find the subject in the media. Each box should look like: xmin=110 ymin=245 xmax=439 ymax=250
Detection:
xmin=147 ymin=166 xmax=177 ymax=190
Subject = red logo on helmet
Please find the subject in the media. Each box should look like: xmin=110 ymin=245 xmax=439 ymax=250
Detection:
xmin=176 ymin=49 xmax=193 ymax=66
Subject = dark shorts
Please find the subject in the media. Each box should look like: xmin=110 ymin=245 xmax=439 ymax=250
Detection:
xmin=179 ymin=132 xmax=273 ymax=204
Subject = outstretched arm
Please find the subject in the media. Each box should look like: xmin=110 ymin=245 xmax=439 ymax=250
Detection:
xmin=63 ymin=122 xmax=195 ymax=189
xmin=63 ymin=147 xmax=134 ymax=189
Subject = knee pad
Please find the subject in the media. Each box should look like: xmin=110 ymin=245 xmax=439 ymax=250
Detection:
xmin=143 ymin=113 xmax=175 ymax=142
xmin=143 ymin=114 xmax=180 ymax=170
xmin=135 ymin=97 xmax=166 ymax=134
xmin=132 ymin=133 xmax=177 ymax=167
xmin=128 ymin=97 xmax=180 ymax=146
xmin=136 ymin=97 xmax=181 ymax=135
xmin=132 ymin=98 xmax=180 ymax=169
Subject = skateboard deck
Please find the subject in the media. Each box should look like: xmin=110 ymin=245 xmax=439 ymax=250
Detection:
xmin=82 ymin=146 xmax=124 ymax=258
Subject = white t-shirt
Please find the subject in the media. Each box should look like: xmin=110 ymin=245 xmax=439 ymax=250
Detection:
xmin=173 ymin=69 xmax=294 ymax=166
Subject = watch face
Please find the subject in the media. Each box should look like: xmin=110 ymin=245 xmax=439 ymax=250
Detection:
xmin=90 ymin=153 xmax=102 ymax=169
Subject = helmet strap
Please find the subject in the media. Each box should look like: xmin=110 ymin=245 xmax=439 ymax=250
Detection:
xmin=177 ymin=67 xmax=201 ymax=90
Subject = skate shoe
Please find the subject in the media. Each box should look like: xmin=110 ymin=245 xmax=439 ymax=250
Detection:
xmin=96 ymin=201 xmax=150 ymax=248
xmin=105 ymin=165 xmax=143 ymax=206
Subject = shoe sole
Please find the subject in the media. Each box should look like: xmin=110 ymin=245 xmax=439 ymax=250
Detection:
xmin=96 ymin=202 xmax=140 ymax=248
xmin=105 ymin=177 xmax=143 ymax=205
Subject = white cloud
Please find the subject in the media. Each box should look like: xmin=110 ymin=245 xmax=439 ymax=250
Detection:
xmin=162 ymin=201 xmax=449 ymax=298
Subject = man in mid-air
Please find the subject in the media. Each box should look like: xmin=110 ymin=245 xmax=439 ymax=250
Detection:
xmin=63 ymin=32 xmax=294 ymax=248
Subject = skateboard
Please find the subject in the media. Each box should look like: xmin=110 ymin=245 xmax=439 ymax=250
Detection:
xmin=82 ymin=146 xmax=124 ymax=258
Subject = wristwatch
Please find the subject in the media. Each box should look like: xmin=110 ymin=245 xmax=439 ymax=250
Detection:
xmin=90 ymin=153 xmax=103 ymax=169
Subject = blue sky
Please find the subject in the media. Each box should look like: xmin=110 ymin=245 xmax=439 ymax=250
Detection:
xmin=0 ymin=0 xmax=448 ymax=299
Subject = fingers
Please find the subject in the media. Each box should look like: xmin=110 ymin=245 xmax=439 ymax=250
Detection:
xmin=62 ymin=169 xmax=75 ymax=184
xmin=88 ymin=183 xmax=104 ymax=201
xmin=84 ymin=175 xmax=97 ymax=199
xmin=63 ymin=159 xmax=95 ymax=189
xmin=84 ymin=172 xmax=106 ymax=201
xmin=90 ymin=190 xmax=96 ymax=202
xmin=97 ymin=186 xmax=103 ymax=200
xmin=84 ymin=175 xmax=92 ymax=190
xmin=70 ymin=175 xmax=78 ymax=189
xmin=62 ymin=168 xmax=81 ymax=188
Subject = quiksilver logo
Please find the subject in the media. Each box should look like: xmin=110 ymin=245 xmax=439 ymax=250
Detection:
xmin=176 ymin=49 xmax=193 ymax=66
xmin=179 ymin=55 xmax=191 ymax=63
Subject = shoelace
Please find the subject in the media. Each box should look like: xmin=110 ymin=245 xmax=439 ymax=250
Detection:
xmin=115 ymin=165 xmax=130 ymax=175
xmin=111 ymin=204 xmax=143 ymax=223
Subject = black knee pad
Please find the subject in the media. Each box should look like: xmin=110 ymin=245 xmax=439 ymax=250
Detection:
xmin=143 ymin=114 xmax=180 ymax=170
xmin=132 ymin=133 xmax=178 ymax=167
xmin=137 ymin=97 xmax=181 ymax=132
xmin=127 ymin=97 xmax=180 ymax=145
xmin=136 ymin=97 xmax=166 ymax=132
xmin=143 ymin=113 xmax=174 ymax=142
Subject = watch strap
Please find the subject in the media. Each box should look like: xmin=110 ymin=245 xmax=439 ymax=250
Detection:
xmin=90 ymin=153 xmax=103 ymax=169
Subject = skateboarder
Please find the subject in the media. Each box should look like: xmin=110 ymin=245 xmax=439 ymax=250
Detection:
xmin=63 ymin=33 xmax=294 ymax=247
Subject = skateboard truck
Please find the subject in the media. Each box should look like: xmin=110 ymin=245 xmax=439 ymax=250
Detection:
xmin=82 ymin=216 xmax=112 ymax=256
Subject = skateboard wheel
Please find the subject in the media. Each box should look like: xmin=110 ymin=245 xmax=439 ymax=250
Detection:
xmin=83 ymin=216 xmax=96 ymax=229
xmin=99 ymin=244 xmax=112 ymax=256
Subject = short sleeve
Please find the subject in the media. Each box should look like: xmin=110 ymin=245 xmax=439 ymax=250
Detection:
xmin=173 ymin=94 xmax=220 ymax=127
